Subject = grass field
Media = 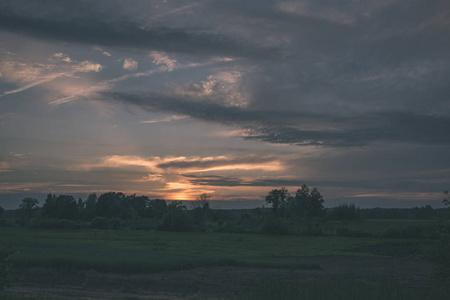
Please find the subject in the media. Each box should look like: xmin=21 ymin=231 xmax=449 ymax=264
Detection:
xmin=323 ymin=219 xmax=439 ymax=235
xmin=0 ymin=219 xmax=445 ymax=299
xmin=0 ymin=226 xmax=405 ymax=273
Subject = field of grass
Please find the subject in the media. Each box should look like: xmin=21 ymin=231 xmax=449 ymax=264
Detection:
xmin=0 ymin=225 xmax=408 ymax=273
xmin=323 ymin=219 xmax=439 ymax=236
xmin=242 ymin=275 xmax=450 ymax=300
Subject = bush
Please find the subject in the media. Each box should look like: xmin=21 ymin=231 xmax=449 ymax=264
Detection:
xmin=133 ymin=219 xmax=157 ymax=230
xmin=110 ymin=218 xmax=122 ymax=230
xmin=300 ymin=222 xmax=324 ymax=236
xmin=30 ymin=219 xmax=82 ymax=229
xmin=328 ymin=203 xmax=360 ymax=220
xmin=383 ymin=226 xmax=426 ymax=239
xmin=158 ymin=211 xmax=194 ymax=232
xmin=260 ymin=217 xmax=289 ymax=235
xmin=90 ymin=217 xmax=111 ymax=229
xmin=335 ymin=227 xmax=372 ymax=238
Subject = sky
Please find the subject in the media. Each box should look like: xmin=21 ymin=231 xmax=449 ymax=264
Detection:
xmin=0 ymin=0 xmax=449 ymax=209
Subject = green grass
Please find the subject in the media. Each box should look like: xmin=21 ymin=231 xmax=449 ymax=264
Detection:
xmin=0 ymin=227 xmax=398 ymax=273
xmin=241 ymin=276 xmax=450 ymax=300
xmin=323 ymin=219 xmax=439 ymax=236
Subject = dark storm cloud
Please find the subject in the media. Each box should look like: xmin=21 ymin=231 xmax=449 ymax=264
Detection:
xmin=105 ymin=92 xmax=450 ymax=147
xmin=0 ymin=0 xmax=278 ymax=59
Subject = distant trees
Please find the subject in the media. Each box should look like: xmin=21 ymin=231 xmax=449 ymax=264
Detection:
xmin=159 ymin=201 xmax=193 ymax=232
xmin=84 ymin=193 xmax=97 ymax=220
xmin=328 ymin=203 xmax=360 ymax=220
xmin=27 ymin=191 xmax=197 ymax=231
xmin=265 ymin=187 xmax=290 ymax=217
xmin=265 ymin=185 xmax=325 ymax=220
xmin=42 ymin=194 xmax=77 ymax=220
xmin=0 ymin=206 xmax=3 ymax=219
xmin=189 ymin=193 xmax=212 ymax=228
xmin=18 ymin=197 xmax=39 ymax=225
xmin=443 ymin=190 xmax=449 ymax=207
xmin=146 ymin=199 xmax=168 ymax=219
xmin=291 ymin=185 xmax=325 ymax=219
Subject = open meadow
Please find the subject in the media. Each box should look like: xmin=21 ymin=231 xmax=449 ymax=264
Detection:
xmin=1 ymin=218 xmax=449 ymax=299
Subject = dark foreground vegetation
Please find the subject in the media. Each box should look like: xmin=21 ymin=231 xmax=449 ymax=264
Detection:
xmin=1 ymin=188 xmax=450 ymax=299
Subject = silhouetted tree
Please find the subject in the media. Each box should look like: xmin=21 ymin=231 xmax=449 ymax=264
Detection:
xmin=41 ymin=193 xmax=57 ymax=218
xmin=42 ymin=194 xmax=78 ymax=220
xmin=84 ymin=193 xmax=97 ymax=220
xmin=146 ymin=199 xmax=167 ymax=219
xmin=329 ymin=203 xmax=360 ymax=220
xmin=77 ymin=197 xmax=85 ymax=219
xmin=289 ymin=185 xmax=324 ymax=219
xmin=265 ymin=187 xmax=290 ymax=217
xmin=129 ymin=195 xmax=148 ymax=218
xmin=57 ymin=195 xmax=78 ymax=220
xmin=412 ymin=205 xmax=435 ymax=219
xmin=159 ymin=201 xmax=193 ymax=232
xmin=189 ymin=193 xmax=211 ymax=209
xmin=96 ymin=192 xmax=126 ymax=218
xmin=0 ymin=206 xmax=3 ymax=219
xmin=190 ymin=193 xmax=212 ymax=227
xmin=18 ymin=197 xmax=39 ymax=225
xmin=443 ymin=190 xmax=450 ymax=207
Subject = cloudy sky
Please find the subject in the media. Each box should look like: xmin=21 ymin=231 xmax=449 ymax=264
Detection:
xmin=1 ymin=0 xmax=449 ymax=209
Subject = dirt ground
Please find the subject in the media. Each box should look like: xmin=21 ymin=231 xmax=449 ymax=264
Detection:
xmin=4 ymin=255 xmax=433 ymax=299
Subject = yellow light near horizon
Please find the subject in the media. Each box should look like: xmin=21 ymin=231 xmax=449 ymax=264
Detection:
xmin=169 ymin=192 xmax=192 ymax=201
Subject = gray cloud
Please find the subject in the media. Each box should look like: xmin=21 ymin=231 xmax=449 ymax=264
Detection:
xmin=0 ymin=0 xmax=279 ymax=59
xmin=105 ymin=92 xmax=450 ymax=147
xmin=1 ymin=0 xmax=450 ymax=208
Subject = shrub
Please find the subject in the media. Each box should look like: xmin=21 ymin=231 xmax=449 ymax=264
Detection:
xmin=158 ymin=211 xmax=194 ymax=232
xmin=335 ymin=227 xmax=372 ymax=238
xmin=110 ymin=218 xmax=122 ymax=230
xmin=90 ymin=217 xmax=111 ymax=229
xmin=260 ymin=217 xmax=289 ymax=235
xmin=383 ymin=226 xmax=425 ymax=239
xmin=301 ymin=222 xmax=324 ymax=236
xmin=30 ymin=219 xmax=81 ymax=229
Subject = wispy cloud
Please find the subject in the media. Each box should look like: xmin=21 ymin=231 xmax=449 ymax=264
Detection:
xmin=73 ymin=154 xmax=285 ymax=174
xmin=0 ymin=53 xmax=102 ymax=98
xmin=139 ymin=115 xmax=187 ymax=124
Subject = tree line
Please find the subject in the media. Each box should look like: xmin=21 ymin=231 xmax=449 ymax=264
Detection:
xmin=1 ymin=187 xmax=449 ymax=233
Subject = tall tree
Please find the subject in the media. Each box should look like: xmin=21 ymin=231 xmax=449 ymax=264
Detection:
xmin=265 ymin=187 xmax=290 ymax=217
xmin=85 ymin=193 xmax=97 ymax=220
xmin=289 ymin=185 xmax=324 ymax=219
xmin=147 ymin=199 xmax=167 ymax=219
xmin=42 ymin=194 xmax=78 ymax=220
xmin=18 ymin=197 xmax=39 ymax=225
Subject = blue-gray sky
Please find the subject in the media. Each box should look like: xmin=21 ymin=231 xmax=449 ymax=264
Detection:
xmin=0 ymin=0 xmax=449 ymax=209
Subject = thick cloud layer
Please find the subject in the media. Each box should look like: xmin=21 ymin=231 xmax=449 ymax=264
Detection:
xmin=0 ymin=0 xmax=449 ymax=208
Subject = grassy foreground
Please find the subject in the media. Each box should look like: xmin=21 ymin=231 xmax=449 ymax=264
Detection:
xmin=242 ymin=275 xmax=450 ymax=300
xmin=0 ymin=226 xmax=404 ymax=273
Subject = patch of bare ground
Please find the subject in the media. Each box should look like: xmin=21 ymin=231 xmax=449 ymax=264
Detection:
xmin=6 ymin=256 xmax=433 ymax=299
